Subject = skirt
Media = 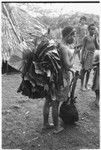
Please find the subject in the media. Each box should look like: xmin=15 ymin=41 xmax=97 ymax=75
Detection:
xmin=83 ymin=51 xmax=94 ymax=71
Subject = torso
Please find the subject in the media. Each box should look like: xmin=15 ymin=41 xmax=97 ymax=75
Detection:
xmin=85 ymin=36 xmax=96 ymax=52
xmin=58 ymin=43 xmax=74 ymax=70
xmin=83 ymin=35 xmax=96 ymax=70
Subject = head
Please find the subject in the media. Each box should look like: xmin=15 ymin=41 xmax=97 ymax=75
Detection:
xmin=88 ymin=24 xmax=96 ymax=36
xmin=79 ymin=16 xmax=87 ymax=25
xmin=62 ymin=26 xmax=76 ymax=45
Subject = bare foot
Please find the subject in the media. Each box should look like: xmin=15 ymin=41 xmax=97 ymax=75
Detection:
xmin=94 ymin=101 xmax=99 ymax=108
xmin=85 ymin=86 xmax=90 ymax=90
xmin=80 ymin=87 xmax=86 ymax=91
xmin=53 ymin=126 xmax=64 ymax=134
xmin=42 ymin=123 xmax=55 ymax=130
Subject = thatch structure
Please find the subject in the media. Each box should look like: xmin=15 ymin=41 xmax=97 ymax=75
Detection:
xmin=2 ymin=3 xmax=47 ymax=70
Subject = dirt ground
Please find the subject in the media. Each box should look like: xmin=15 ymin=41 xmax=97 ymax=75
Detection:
xmin=2 ymin=56 xmax=100 ymax=150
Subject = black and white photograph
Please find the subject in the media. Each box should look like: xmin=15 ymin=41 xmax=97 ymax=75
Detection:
xmin=1 ymin=1 xmax=100 ymax=150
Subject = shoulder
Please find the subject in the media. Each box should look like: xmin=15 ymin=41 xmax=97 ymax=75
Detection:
xmin=59 ymin=43 xmax=73 ymax=57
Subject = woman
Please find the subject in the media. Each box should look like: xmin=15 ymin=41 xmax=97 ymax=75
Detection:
xmin=43 ymin=26 xmax=76 ymax=133
xmin=80 ymin=23 xmax=99 ymax=91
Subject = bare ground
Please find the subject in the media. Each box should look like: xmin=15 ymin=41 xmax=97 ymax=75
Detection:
xmin=2 ymin=57 xmax=100 ymax=150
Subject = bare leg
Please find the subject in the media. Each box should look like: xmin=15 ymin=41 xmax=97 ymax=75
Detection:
xmin=94 ymin=90 xmax=99 ymax=107
xmin=43 ymin=95 xmax=54 ymax=129
xmin=52 ymin=100 xmax=59 ymax=127
xmin=52 ymin=100 xmax=63 ymax=134
xmin=80 ymin=69 xmax=86 ymax=90
xmin=85 ymin=70 xmax=90 ymax=90
xmin=6 ymin=61 xmax=9 ymax=74
xmin=78 ymin=51 xmax=81 ymax=60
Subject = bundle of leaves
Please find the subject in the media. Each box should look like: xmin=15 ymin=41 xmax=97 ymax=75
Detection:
xmin=18 ymin=39 xmax=63 ymax=99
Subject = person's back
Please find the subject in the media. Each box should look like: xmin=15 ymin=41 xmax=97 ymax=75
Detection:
xmin=58 ymin=42 xmax=75 ymax=70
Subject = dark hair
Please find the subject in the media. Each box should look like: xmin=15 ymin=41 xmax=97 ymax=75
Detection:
xmin=88 ymin=23 xmax=95 ymax=30
xmin=80 ymin=16 xmax=87 ymax=22
xmin=62 ymin=26 xmax=74 ymax=39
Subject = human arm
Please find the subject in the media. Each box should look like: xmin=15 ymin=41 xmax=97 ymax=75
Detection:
xmin=64 ymin=47 xmax=75 ymax=68
xmin=94 ymin=35 xmax=99 ymax=50
xmin=60 ymin=44 xmax=75 ymax=69
xmin=93 ymin=50 xmax=99 ymax=66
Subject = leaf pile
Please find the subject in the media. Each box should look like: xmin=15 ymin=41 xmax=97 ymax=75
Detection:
xmin=18 ymin=40 xmax=63 ymax=99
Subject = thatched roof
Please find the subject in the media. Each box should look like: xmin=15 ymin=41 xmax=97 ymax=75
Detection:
xmin=2 ymin=4 xmax=47 ymax=69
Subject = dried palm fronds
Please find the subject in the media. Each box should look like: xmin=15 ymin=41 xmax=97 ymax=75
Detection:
xmin=2 ymin=3 xmax=47 ymax=70
xmin=17 ymin=39 xmax=63 ymax=99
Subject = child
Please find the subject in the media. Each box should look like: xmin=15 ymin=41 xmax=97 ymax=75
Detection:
xmin=80 ymin=23 xmax=99 ymax=91
xmin=43 ymin=26 xmax=76 ymax=133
